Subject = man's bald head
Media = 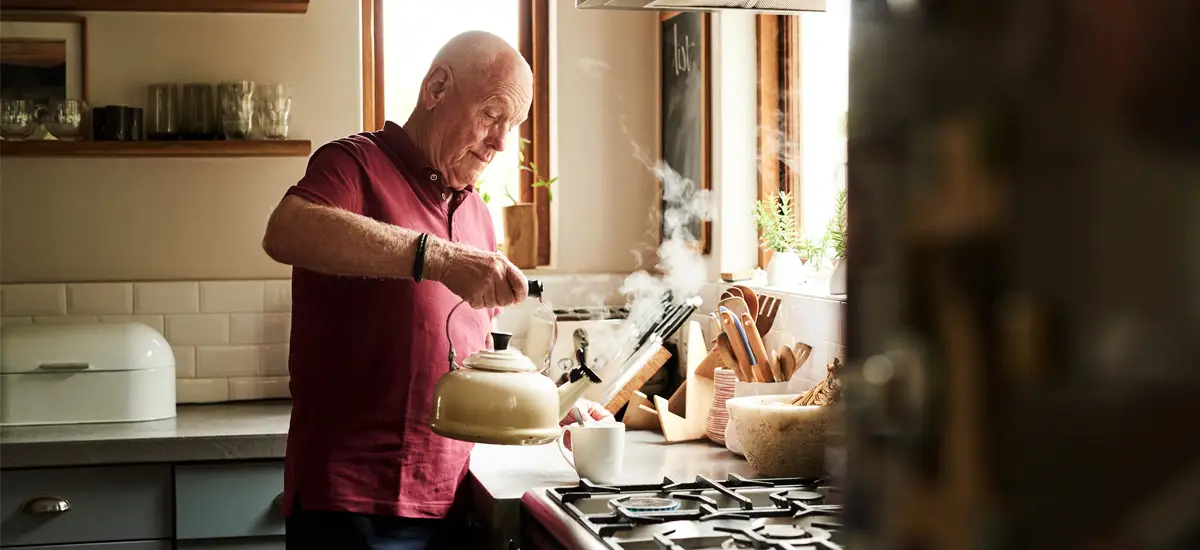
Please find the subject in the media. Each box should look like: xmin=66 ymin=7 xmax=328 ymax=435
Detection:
xmin=404 ymin=31 xmax=533 ymax=190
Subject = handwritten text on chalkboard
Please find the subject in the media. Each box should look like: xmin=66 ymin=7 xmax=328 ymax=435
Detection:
xmin=671 ymin=23 xmax=699 ymax=76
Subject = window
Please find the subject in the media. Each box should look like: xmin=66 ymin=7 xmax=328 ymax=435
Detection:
xmin=361 ymin=0 xmax=551 ymax=265
xmin=755 ymin=3 xmax=850 ymax=270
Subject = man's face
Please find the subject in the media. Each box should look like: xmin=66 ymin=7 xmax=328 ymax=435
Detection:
xmin=430 ymin=59 xmax=533 ymax=190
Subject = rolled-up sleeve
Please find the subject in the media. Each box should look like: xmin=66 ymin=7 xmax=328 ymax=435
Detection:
xmin=285 ymin=142 xmax=365 ymax=214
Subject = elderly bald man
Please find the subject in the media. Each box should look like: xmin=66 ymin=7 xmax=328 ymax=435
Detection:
xmin=262 ymin=31 xmax=609 ymax=550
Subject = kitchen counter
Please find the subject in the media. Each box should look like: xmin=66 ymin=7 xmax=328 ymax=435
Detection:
xmin=0 ymin=402 xmax=292 ymax=468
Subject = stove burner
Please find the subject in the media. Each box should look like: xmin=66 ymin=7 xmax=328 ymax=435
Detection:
xmin=614 ymin=496 xmax=681 ymax=513
xmin=782 ymin=490 xmax=825 ymax=503
xmin=759 ymin=524 xmax=809 ymax=539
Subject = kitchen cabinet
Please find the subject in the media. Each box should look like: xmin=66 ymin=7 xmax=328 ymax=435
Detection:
xmin=0 ymin=461 xmax=285 ymax=549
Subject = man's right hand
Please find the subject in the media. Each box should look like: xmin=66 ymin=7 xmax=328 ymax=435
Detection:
xmin=425 ymin=237 xmax=528 ymax=309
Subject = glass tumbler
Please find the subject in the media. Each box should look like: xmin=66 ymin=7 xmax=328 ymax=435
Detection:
xmin=147 ymin=83 xmax=181 ymax=140
xmin=0 ymin=100 xmax=39 ymax=141
xmin=255 ymin=83 xmax=291 ymax=139
xmin=219 ymin=80 xmax=255 ymax=140
xmin=45 ymin=99 xmax=89 ymax=141
xmin=181 ymin=84 xmax=217 ymax=140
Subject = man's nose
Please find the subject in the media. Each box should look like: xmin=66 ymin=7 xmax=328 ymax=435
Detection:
xmin=486 ymin=129 xmax=508 ymax=152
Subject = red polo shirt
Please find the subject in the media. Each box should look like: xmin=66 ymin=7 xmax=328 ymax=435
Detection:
xmin=281 ymin=122 xmax=496 ymax=519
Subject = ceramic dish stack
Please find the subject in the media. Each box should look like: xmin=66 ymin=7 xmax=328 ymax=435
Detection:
xmin=705 ymin=367 xmax=738 ymax=445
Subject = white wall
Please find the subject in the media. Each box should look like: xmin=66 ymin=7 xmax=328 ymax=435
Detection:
xmin=548 ymin=0 xmax=660 ymax=273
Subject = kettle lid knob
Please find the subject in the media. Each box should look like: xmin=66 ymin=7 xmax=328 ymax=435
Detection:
xmin=491 ymin=332 xmax=513 ymax=351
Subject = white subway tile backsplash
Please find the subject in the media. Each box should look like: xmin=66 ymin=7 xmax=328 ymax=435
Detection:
xmin=196 ymin=345 xmax=261 ymax=378
xmin=134 ymin=282 xmax=199 ymax=314
xmin=177 ymin=378 xmax=229 ymax=403
xmin=229 ymin=376 xmax=291 ymax=400
xmin=173 ymin=345 xmax=196 ymax=378
xmin=263 ymin=280 xmax=292 ymax=312
xmin=1 ymin=316 xmax=33 ymax=327
xmin=2 ymin=284 xmax=67 ymax=316
xmin=229 ymin=313 xmax=290 ymax=344
xmin=34 ymin=315 xmax=99 ymax=325
xmin=200 ymin=281 xmax=265 ymax=313
xmin=67 ymin=283 xmax=133 ymax=315
xmin=165 ymin=314 xmax=230 ymax=345
xmin=99 ymin=314 xmax=165 ymax=334
xmin=260 ymin=344 xmax=290 ymax=376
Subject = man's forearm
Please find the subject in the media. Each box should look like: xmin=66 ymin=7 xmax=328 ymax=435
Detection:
xmin=263 ymin=195 xmax=435 ymax=279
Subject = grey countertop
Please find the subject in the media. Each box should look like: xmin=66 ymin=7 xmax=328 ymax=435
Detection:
xmin=0 ymin=402 xmax=292 ymax=469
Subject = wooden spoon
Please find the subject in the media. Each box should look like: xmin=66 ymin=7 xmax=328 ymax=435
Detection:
xmin=716 ymin=333 xmax=741 ymax=379
xmin=718 ymin=296 xmax=752 ymax=322
xmin=732 ymin=285 xmax=759 ymax=321
xmin=778 ymin=345 xmax=797 ymax=381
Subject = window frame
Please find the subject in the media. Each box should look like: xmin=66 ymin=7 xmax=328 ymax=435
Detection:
xmin=755 ymin=14 xmax=803 ymax=269
xmin=361 ymin=0 xmax=552 ymax=266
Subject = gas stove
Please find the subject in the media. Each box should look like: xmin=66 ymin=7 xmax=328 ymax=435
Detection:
xmin=545 ymin=474 xmax=843 ymax=549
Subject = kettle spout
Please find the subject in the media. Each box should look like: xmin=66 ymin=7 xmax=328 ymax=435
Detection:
xmin=557 ymin=361 xmax=602 ymax=421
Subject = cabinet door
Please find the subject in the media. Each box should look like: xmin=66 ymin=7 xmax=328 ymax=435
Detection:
xmin=0 ymin=465 xmax=172 ymax=547
xmin=176 ymin=537 xmax=285 ymax=550
xmin=174 ymin=462 xmax=285 ymax=540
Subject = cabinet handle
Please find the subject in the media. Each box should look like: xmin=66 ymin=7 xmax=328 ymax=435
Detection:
xmin=272 ymin=492 xmax=285 ymax=510
xmin=37 ymin=362 xmax=90 ymax=371
xmin=22 ymin=496 xmax=71 ymax=515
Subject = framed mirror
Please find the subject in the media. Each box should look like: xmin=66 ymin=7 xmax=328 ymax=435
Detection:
xmin=0 ymin=15 xmax=88 ymax=104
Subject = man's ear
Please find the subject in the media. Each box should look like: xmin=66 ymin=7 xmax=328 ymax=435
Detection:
xmin=420 ymin=65 xmax=452 ymax=110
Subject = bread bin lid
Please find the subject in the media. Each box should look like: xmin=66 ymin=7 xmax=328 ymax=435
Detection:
xmin=1 ymin=323 xmax=175 ymax=374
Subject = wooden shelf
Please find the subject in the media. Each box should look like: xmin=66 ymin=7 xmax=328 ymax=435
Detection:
xmin=0 ymin=139 xmax=312 ymax=158
xmin=0 ymin=0 xmax=309 ymax=14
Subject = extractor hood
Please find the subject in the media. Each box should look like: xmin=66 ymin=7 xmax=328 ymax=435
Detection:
xmin=576 ymin=0 xmax=827 ymax=15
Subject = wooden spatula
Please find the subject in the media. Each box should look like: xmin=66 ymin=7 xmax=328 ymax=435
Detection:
xmin=756 ymin=295 xmax=781 ymax=336
xmin=731 ymin=285 xmax=758 ymax=321
xmin=718 ymin=296 xmax=752 ymax=322
xmin=792 ymin=342 xmax=814 ymax=376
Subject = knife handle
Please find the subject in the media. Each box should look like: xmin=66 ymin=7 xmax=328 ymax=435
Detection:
xmin=740 ymin=313 xmax=774 ymax=383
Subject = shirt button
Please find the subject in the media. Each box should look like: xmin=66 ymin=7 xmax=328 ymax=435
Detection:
xmin=442 ymin=192 xmax=450 ymax=201
xmin=430 ymin=173 xmax=438 ymax=181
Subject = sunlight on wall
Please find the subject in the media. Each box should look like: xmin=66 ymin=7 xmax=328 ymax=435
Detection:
xmin=799 ymin=0 xmax=850 ymax=242
xmin=382 ymin=0 xmax=522 ymax=246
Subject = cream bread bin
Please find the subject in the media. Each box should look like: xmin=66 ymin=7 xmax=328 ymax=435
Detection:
xmin=0 ymin=323 xmax=176 ymax=426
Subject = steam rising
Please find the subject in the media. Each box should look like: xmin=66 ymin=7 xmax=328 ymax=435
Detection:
xmin=579 ymin=58 xmax=713 ymax=374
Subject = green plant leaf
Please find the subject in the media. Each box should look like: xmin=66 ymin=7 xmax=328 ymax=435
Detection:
xmin=482 ymin=191 xmax=491 ymax=204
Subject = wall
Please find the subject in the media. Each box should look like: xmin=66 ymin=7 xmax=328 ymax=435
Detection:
xmin=547 ymin=0 xmax=660 ymax=273
xmin=0 ymin=0 xmax=362 ymax=283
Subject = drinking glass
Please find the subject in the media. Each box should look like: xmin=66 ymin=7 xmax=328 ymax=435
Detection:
xmin=147 ymin=84 xmax=181 ymax=140
xmin=219 ymin=80 xmax=255 ymax=140
xmin=181 ymin=84 xmax=217 ymax=140
xmin=1 ymin=100 xmax=38 ymax=141
xmin=255 ymin=83 xmax=291 ymax=139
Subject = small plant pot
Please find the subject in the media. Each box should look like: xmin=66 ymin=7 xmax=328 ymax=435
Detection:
xmin=503 ymin=204 xmax=538 ymax=269
xmin=766 ymin=251 xmax=804 ymax=287
xmin=828 ymin=257 xmax=847 ymax=295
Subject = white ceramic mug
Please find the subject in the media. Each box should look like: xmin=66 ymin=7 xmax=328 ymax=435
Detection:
xmin=557 ymin=422 xmax=625 ymax=484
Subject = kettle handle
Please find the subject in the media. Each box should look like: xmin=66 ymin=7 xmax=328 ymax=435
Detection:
xmin=443 ymin=291 xmax=558 ymax=373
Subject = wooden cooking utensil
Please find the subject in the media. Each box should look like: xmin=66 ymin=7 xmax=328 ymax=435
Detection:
xmin=768 ymin=349 xmax=781 ymax=383
xmin=718 ymin=309 xmax=755 ymax=381
xmin=717 ymin=296 xmax=753 ymax=322
xmin=778 ymin=345 xmax=797 ymax=381
xmin=756 ymin=295 xmax=781 ymax=336
xmin=739 ymin=312 xmax=774 ymax=383
xmin=792 ymin=342 xmax=814 ymax=376
xmin=732 ymin=285 xmax=759 ymax=321
xmin=715 ymin=333 xmax=743 ymax=380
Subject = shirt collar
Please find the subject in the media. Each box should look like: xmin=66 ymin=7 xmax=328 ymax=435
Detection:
xmin=379 ymin=121 xmax=474 ymax=194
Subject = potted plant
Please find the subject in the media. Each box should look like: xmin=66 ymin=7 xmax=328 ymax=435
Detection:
xmin=753 ymin=191 xmax=808 ymax=287
xmin=823 ymin=187 xmax=848 ymax=295
xmin=480 ymin=138 xmax=558 ymax=269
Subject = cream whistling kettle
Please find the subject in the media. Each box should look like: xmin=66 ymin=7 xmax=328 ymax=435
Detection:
xmin=429 ymin=280 xmax=603 ymax=446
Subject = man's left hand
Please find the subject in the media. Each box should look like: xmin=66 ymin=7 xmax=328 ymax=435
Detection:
xmin=559 ymin=399 xmax=614 ymax=427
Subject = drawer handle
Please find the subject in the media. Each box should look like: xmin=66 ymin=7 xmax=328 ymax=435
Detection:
xmin=37 ymin=362 xmax=91 ymax=371
xmin=22 ymin=496 xmax=71 ymax=515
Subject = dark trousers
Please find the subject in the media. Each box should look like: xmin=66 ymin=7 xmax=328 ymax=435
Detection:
xmin=285 ymin=495 xmax=440 ymax=550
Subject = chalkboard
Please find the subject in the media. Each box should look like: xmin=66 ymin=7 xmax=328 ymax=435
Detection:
xmin=659 ymin=11 xmax=711 ymax=254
